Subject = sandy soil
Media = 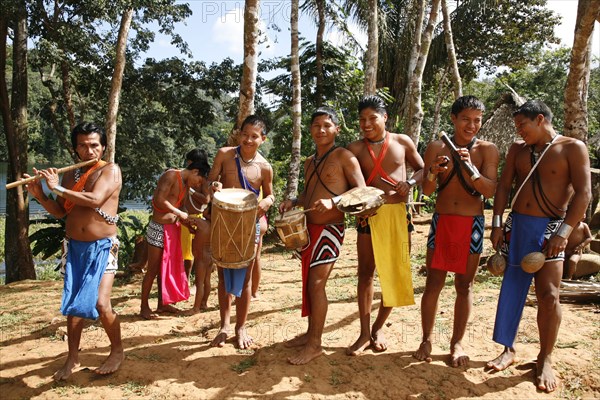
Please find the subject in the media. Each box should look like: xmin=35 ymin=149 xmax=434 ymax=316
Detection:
xmin=1 ymin=212 xmax=599 ymax=399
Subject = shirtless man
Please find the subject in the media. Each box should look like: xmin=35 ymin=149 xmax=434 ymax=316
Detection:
xmin=24 ymin=122 xmax=123 ymax=380
xmin=488 ymin=100 xmax=591 ymax=392
xmin=412 ymin=96 xmax=499 ymax=367
xmin=346 ymin=95 xmax=424 ymax=355
xmin=140 ymin=151 xmax=211 ymax=319
xmin=563 ymin=220 xmax=593 ymax=279
xmin=279 ymin=107 xmax=365 ymax=364
xmin=208 ymin=115 xmax=274 ymax=349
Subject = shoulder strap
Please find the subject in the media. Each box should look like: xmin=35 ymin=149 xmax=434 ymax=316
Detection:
xmin=364 ymin=133 xmax=397 ymax=186
xmin=235 ymin=146 xmax=260 ymax=195
xmin=510 ymin=135 xmax=558 ymax=209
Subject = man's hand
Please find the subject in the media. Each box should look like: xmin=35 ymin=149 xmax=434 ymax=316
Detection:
xmin=544 ymin=235 xmax=568 ymax=259
xmin=490 ymin=227 xmax=503 ymax=251
xmin=278 ymin=199 xmax=294 ymax=214
xmin=312 ymin=198 xmax=334 ymax=213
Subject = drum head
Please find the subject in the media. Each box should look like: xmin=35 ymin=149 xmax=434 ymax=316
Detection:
xmin=275 ymin=209 xmax=305 ymax=224
xmin=337 ymin=186 xmax=385 ymax=216
xmin=213 ymin=188 xmax=257 ymax=204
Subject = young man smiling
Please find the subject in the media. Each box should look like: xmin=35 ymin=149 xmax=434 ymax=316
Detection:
xmin=280 ymin=107 xmax=365 ymax=364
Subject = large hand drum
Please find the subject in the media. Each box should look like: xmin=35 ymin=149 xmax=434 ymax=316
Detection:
xmin=211 ymin=189 xmax=258 ymax=269
xmin=274 ymin=209 xmax=309 ymax=250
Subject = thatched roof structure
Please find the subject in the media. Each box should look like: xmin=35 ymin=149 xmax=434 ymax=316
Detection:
xmin=478 ymin=89 xmax=526 ymax=161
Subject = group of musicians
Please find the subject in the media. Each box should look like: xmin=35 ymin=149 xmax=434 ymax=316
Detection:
xmin=22 ymin=95 xmax=591 ymax=393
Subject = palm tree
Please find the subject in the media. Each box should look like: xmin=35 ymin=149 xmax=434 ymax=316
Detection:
xmin=286 ymin=0 xmax=303 ymax=199
xmin=106 ymin=8 xmax=133 ymax=163
xmin=231 ymin=0 xmax=260 ymax=145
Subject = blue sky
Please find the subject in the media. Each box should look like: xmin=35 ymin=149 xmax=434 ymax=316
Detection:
xmin=140 ymin=0 xmax=599 ymax=67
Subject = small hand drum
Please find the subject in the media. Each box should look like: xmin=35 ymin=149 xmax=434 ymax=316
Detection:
xmin=336 ymin=186 xmax=385 ymax=216
xmin=274 ymin=209 xmax=309 ymax=250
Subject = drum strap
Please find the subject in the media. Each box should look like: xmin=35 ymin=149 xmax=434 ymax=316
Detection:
xmin=364 ymin=133 xmax=397 ymax=186
xmin=235 ymin=146 xmax=260 ymax=196
xmin=303 ymin=146 xmax=339 ymax=205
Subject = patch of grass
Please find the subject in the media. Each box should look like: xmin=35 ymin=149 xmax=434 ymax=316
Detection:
xmin=0 ymin=311 xmax=31 ymax=326
xmin=128 ymin=352 xmax=164 ymax=362
xmin=329 ymin=369 xmax=348 ymax=387
xmin=231 ymin=357 xmax=256 ymax=374
xmin=121 ymin=381 xmax=149 ymax=396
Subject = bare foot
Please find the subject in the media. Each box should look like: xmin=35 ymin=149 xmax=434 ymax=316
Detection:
xmin=236 ymin=326 xmax=254 ymax=350
xmin=184 ymin=307 xmax=203 ymax=316
xmin=251 ymin=294 xmax=260 ymax=302
xmin=536 ymin=356 xmax=558 ymax=392
xmin=346 ymin=333 xmax=371 ymax=356
xmin=95 ymin=349 xmax=124 ymax=375
xmin=450 ymin=342 xmax=469 ymax=367
xmin=210 ymin=329 xmax=229 ymax=347
xmin=288 ymin=344 xmax=324 ymax=365
xmin=140 ymin=307 xmax=158 ymax=320
xmin=370 ymin=330 xmax=387 ymax=352
xmin=53 ymin=358 xmax=80 ymax=381
xmin=413 ymin=341 xmax=433 ymax=362
xmin=156 ymin=304 xmax=180 ymax=314
xmin=486 ymin=348 xmax=517 ymax=371
xmin=284 ymin=333 xmax=308 ymax=348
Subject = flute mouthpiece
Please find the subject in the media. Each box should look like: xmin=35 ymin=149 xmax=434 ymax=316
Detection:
xmin=438 ymin=131 xmax=447 ymax=138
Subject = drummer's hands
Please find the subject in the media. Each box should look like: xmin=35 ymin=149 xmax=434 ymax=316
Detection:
xmin=278 ymin=199 xmax=294 ymax=214
xmin=209 ymin=181 xmax=222 ymax=194
xmin=185 ymin=215 xmax=203 ymax=233
xmin=394 ymin=181 xmax=411 ymax=197
xmin=313 ymin=198 xmax=334 ymax=213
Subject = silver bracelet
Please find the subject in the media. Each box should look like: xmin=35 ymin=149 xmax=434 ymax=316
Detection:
xmin=470 ymin=165 xmax=481 ymax=181
xmin=556 ymin=223 xmax=573 ymax=239
xmin=52 ymin=185 xmax=66 ymax=197
xmin=492 ymin=215 xmax=502 ymax=228
xmin=406 ymin=178 xmax=417 ymax=187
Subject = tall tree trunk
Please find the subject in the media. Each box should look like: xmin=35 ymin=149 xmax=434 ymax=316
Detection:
xmin=431 ymin=66 xmax=449 ymax=142
xmin=105 ymin=8 xmax=133 ymax=163
xmin=286 ymin=0 xmax=302 ymax=200
xmin=403 ymin=0 xmax=440 ymax=146
xmin=230 ymin=0 xmax=260 ymax=146
xmin=315 ymin=0 xmax=325 ymax=106
xmin=563 ymin=0 xmax=599 ymax=141
xmin=392 ymin=0 xmax=425 ymax=130
xmin=1 ymin=6 xmax=36 ymax=282
xmin=441 ymin=0 xmax=462 ymax=98
xmin=363 ymin=0 xmax=378 ymax=95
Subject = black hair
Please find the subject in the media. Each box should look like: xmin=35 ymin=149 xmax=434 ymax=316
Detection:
xmin=240 ymin=115 xmax=267 ymax=136
xmin=358 ymin=95 xmax=387 ymax=115
xmin=185 ymin=148 xmax=210 ymax=177
xmin=451 ymin=95 xmax=485 ymax=116
xmin=513 ymin=100 xmax=553 ymax=123
xmin=71 ymin=122 xmax=106 ymax=151
xmin=311 ymin=106 xmax=340 ymax=125
xmin=185 ymin=148 xmax=206 ymax=163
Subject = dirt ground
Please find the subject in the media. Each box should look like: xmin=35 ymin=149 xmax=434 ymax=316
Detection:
xmin=1 ymin=211 xmax=599 ymax=399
